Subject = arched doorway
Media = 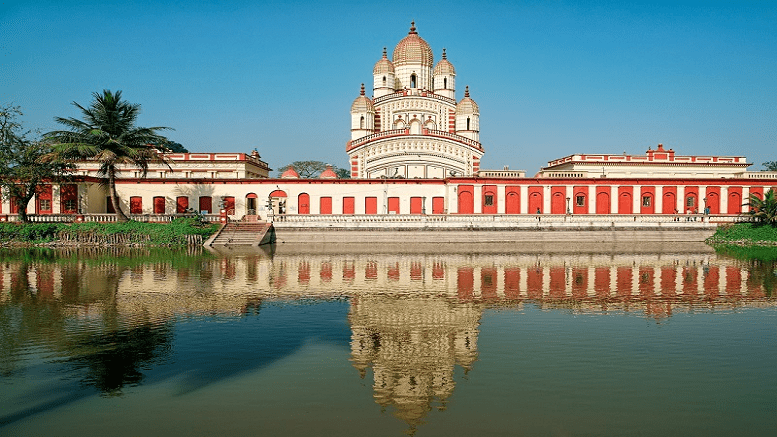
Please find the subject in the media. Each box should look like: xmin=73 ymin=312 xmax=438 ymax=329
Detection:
xmin=298 ymin=193 xmax=310 ymax=215
xmin=410 ymin=119 xmax=422 ymax=134
xmin=269 ymin=189 xmax=287 ymax=216
xmin=246 ymin=193 xmax=258 ymax=215
xmin=618 ymin=192 xmax=632 ymax=214
xmin=551 ymin=192 xmax=565 ymax=214
xmin=663 ymin=192 xmax=676 ymax=214
xmin=528 ymin=191 xmax=543 ymax=214
xmin=596 ymin=191 xmax=610 ymax=214
xmin=457 ymin=186 xmax=474 ymax=214
xmin=728 ymin=191 xmax=742 ymax=214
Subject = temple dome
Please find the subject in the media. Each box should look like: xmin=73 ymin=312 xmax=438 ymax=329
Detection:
xmin=392 ymin=21 xmax=433 ymax=66
xmin=433 ymin=49 xmax=455 ymax=75
xmin=373 ymin=47 xmax=395 ymax=74
xmin=351 ymin=84 xmax=374 ymax=113
xmin=280 ymin=166 xmax=300 ymax=179
xmin=319 ymin=165 xmax=338 ymax=179
xmin=456 ymin=86 xmax=479 ymax=114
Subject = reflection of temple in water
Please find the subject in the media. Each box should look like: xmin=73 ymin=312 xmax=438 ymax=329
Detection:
xmin=1 ymin=250 xmax=775 ymax=321
xmin=349 ymin=295 xmax=480 ymax=429
xmin=1 ymin=248 xmax=775 ymax=426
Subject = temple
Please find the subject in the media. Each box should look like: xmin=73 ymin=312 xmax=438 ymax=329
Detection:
xmin=0 ymin=23 xmax=775 ymax=221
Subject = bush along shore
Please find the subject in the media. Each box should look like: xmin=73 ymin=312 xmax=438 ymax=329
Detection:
xmin=706 ymin=222 xmax=777 ymax=247
xmin=0 ymin=218 xmax=220 ymax=247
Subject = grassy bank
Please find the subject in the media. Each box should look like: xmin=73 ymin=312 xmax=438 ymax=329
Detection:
xmin=706 ymin=222 xmax=777 ymax=247
xmin=0 ymin=218 xmax=220 ymax=246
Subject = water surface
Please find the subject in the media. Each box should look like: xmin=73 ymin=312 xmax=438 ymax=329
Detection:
xmin=1 ymin=245 xmax=775 ymax=436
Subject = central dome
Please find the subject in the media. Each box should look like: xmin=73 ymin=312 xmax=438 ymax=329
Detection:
xmin=392 ymin=21 xmax=433 ymax=66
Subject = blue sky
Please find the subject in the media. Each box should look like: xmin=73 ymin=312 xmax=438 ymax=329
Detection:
xmin=2 ymin=0 xmax=775 ymax=175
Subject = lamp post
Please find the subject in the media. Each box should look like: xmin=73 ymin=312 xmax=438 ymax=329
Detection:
xmin=566 ymin=197 xmax=571 ymax=215
xmin=703 ymin=197 xmax=708 ymax=216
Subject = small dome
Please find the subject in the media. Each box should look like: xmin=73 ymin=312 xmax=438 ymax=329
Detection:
xmin=456 ymin=86 xmax=479 ymax=114
xmin=373 ymin=47 xmax=395 ymax=75
xmin=392 ymin=21 xmax=433 ymax=66
xmin=351 ymin=84 xmax=374 ymax=113
xmin=433 ymin=49 xmax=455 ymax=75
xmin=319 ymin=165 xmax=338 ymax=179
xmin=281 ymin=166 xmax=300 ymax=179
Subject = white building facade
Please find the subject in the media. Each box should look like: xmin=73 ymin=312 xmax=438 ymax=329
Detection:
xmin=347 ymin=22 xmax=484 ymax=179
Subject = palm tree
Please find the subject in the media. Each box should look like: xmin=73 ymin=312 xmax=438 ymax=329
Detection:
xmin=745 ymin=188 xmax=777 ymax=225
xmin=45 ymin=90 xmax=170 ymax=222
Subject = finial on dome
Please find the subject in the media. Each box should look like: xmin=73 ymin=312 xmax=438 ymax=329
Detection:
xmin=360 ymin=83 xmax=365 ymax=96
xmin=465 ymin=85 xmax=470 ymax=97
xmin=409 ymin=21 xmax=417 ymax=34
xmin=382 ymin=47 xmax=387 ymax=58
xmin=442 ymin=48 xmax=447 ymax=60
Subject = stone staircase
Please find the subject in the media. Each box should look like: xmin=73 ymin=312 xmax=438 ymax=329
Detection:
xmin=208 ymin=222 xmax=275 ymax=246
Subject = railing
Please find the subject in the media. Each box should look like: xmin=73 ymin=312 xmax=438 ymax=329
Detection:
xmin=2 ymin=213 xmax=221 ymax=223
xmin=372 ymin=90 xmax=457 ymax=106
xmin=347 ymin=129 xmax=483 ymax=152
xmin=272 ymin=213 xmax=744 ymax=228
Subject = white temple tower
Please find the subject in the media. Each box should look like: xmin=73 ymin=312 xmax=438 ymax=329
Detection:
xmin=346 ymin=22 xmax=484 ymax=179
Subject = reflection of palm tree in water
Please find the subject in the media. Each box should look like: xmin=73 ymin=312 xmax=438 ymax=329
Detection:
xmin=349 ymin=296 xmax=482 ymax=433
xmin=63 ymin=260 xmax=173 ymax=395
xmin=65 ymin=322 xmax=173 ymax=395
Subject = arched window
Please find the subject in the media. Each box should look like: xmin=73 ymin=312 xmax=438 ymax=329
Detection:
xmin=410 ymin=74 xmax=417 ymax=88
xmin=360 ymin=116 xmax=365 ymax=129
xmin=443 ymin=77 xmax=447 ymax=89
xmin=382 ymin=76 xmax=386 ymax=86
xmin=466 ymin=117 xmax=470 ymax=130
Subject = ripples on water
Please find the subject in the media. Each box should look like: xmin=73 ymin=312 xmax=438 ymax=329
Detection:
xmin=0 ymin=245 xmax=775 ymax=436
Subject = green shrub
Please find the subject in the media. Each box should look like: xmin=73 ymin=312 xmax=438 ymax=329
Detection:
xmin=709 ymin=223 xmax=777 ymax=244
xmin=0 ymin=220 xmax=219 ymax=246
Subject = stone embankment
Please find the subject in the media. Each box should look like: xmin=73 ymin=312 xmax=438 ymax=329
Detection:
xmin=271 ymin=216 xmax=718 ymax=247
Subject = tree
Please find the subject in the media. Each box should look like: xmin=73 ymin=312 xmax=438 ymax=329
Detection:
xmin=160 ymin=140 xmax=188 ymax=153
xmin=745 ymin=188 xmax=777 ymax=225
xmin=277 ymin=161 xmax=350 ymax=178
xmin=0 ymin=104 xmax=73 ymax=222
xmin=763 ymin=161 xmax=777 ymax=172
xmin=45 ymin=90 xmax=170 ymax=222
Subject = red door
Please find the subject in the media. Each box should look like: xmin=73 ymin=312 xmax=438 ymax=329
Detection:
xmin=298 ymin=193 xmax=310 ymax=214
xmin=618 ymin=188 xmax=632 ymax=214
xmin=505 ymin=187 xmax=520 ymax=214
xmin=365 ymin=197 xmax=377 ymax=214
xmin=432 ymin=197 xmax=445 ymax=214
xmin=388 ymin=197 xmax=400 ymax=214
xmin=551 ymin=187 xmax=566 ymax=214
xmin=410 ymin=197 xmax=423 ymax=214
xmin=662 ymin=187 xmax=677 ymax=214
xmin=640 ymin=187 xmax=655 ymax=214
xmin=199 ymin=196 xmax=212 ymax=213
xmin=528 ymin=187 xmax=543 ymax=214
xmin=176 ymin=196 xmax=188 ymax=213
xmin=482 ymin=185 xmax=497 ymax=214
xmin=130 ymin=196 xmax=143 ymax=214
xmin=706 ymin=187 xmax=720 ymax=214
xmin=320 ymin=197 xmax=332 ymax=214
xmin=457 ymin=185 xmax=474 ymax=214
xmin=153 ymin=196 xmax=165 ymax=214
xmin=343 ymin=197 xmax=355 ymax=214
xmin=596 ymin=188 xmax=610 ymax=214
xmin=727 ymin=188 xmax=742 ymax=214
xmin=573 ymin=187 xmax=587 ymax=215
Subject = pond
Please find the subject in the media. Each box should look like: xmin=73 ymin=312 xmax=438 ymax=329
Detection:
xmin=1 ymin=243 xmax=775 ymax=436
